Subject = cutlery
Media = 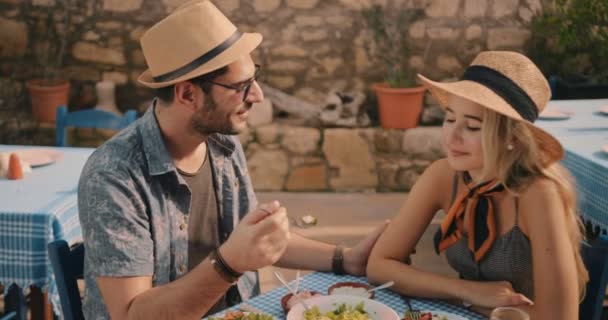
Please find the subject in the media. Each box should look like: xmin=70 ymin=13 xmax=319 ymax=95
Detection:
xmin=273 ymin=271 xmax=310 ymax=310
xmin=294 ymin=270 xmax=301 ymax=294
xmin=367 ymin=280 xmax=394 ymax=294
xmin=402 ymin=295 xmax=422 ymax=320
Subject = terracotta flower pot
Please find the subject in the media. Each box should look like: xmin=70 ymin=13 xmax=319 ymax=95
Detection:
xmin=372 ymin=83 xmax=425 ymax=129
xmin=26 ymin=79 xmax=70 ymax=123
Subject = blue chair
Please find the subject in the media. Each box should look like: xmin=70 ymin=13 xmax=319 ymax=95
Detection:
xmin=0 ymin=312 xmax=17 ymax=320
xmin=55 ymin=106 xmax=137 ymax=146
xmin=47 ymin=240 xmax=85 ymax=320
xmin=580 ymin=235 xmax=608 ymax=320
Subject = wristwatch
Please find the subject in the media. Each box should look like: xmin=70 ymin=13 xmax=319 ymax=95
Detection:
xmin=332 ymin=245 xmax=346 ymax=275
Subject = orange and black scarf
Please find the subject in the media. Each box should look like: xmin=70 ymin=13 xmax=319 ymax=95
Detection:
xmin=434 ymin=176 xmax=504 ymax=262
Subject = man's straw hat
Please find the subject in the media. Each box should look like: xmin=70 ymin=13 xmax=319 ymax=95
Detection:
xmin=138 ymin=0 xmax=262 ymax=88
xmin=418 ymin=51 xmax=563 ymax=165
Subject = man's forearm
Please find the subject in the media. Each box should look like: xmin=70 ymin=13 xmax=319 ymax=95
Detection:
xmin=274 ymin=232 xmax=334 ymax=271
xmin=127 ymin=258 xmax=233 ymax=320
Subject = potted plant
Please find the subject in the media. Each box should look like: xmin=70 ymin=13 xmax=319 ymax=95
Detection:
xmin=362 ymin=4 xmax=425 ymax=129
xmin=26 ymin=0 xmax=79 ymax=123
xmin=526 ymin=0 xmax=608 ymax=99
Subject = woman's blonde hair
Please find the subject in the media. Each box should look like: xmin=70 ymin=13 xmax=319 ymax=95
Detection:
xmin=479 ymin=108 xmax=589 ymax=298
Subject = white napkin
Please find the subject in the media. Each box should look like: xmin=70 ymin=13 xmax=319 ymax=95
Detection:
xmin=0 ymin=152 xmax=33 ymax=179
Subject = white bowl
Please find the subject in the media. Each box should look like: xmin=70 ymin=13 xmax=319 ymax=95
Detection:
xmin=286 ymin=294 xmax=400 ymax=320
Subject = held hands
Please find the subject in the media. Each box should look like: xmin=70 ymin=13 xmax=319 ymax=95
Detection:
xmin=220 ymin=201 xmax=290 ymax=273
xmin=463 ymin=281 xmax=534 ymax=308
xmin=343 ymin=220 xmax=390 ymax=276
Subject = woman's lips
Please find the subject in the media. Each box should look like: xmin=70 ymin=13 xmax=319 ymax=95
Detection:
xmin=448 ymin=149 xmax=469 ymax=157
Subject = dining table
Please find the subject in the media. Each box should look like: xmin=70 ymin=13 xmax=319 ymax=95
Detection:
xmin=0 ymin=145 xmax=94 ymax=319
xmin=207 ymin=272 xmax=487 ymax=319
xmin=537 ymin=99 xmax=608 ymax=238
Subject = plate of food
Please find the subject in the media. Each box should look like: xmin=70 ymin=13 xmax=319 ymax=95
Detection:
xmin=13 ymin=149 xmax=63 ymax=167
xmin=208 ymin=310 xmax=274 ymax=320
xmin=328 ymin=282 xmax=375 ymax=299
xmin=403 ymin=310 xmax=469 ymax=320
xmin=286 ymin=294 xmax=400 ymax=320
xmin=538 ymin=109 xmax=571 ymax=120
xmin=281 ymin=290 xmax=324 ymax=314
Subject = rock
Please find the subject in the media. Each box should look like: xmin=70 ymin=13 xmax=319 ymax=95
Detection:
xmin=247 ymin=149 xmax=288 ymax=191
xmin=464 ymin=0 xmax=487 ymax=18
xmin=402 ymin=126 xmax=445 ymax=160
xmin=287 ymin=0 xmax=320 ymax=9
xmin=0 ymin=18 xmax=27 ymax=58
xmin=255 ymin=124 xmax=281 ymax=145
xmin=253 ymin=0 xmax=281 ymax=12
xmin=426 ymin=0 xmax=460 ymax=18
xmin=103 ymin=0 xmax=143 ymax=12
xmin=323 ymin=129 xmax=378 ymax=190
xmin=72 ymin=42 xmax=126 ymax=65
xmin=487 ymin=28 xmax=531 ymax=50
xmin=286 ymin=165 xmax=328 ymax=190
xmin=282 ymin=127 xmax=321 ymax=155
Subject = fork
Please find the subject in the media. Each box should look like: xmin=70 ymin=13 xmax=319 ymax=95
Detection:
xmin=402 ymin=295 xmax=423 ymax=320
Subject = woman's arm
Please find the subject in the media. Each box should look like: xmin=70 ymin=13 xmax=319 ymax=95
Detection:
xmin=367 ymin=159 xmax=533 ymax=307
xmin=367 ymin=159 xmax=464 ymax=299
xmin=520 ymin=179 xmax=580 ymax=320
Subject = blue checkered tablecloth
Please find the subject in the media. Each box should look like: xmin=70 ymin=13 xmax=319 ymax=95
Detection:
xmin=0 ymin=145 xmax=93 ymax=315
xmin=208 ymin=272 xmax=487 ymax=319
xmin=538 ymin=99 xmax=608 ymax=236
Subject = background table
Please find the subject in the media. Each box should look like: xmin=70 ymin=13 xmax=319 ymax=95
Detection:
xmin=538 ymin=99 xmax=608 ymax=237
xmin=208 ymin=272 xmax=487 ymax=319
xmin=0 ymin=145 xmax=93 ymax=318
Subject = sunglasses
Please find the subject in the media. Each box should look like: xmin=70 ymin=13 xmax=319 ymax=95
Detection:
xmin=205 ymin=64 xmax=261 ymax=102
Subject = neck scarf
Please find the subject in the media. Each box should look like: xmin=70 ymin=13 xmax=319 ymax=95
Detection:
xmin=434 ymin=174 xmax=504 ymax=262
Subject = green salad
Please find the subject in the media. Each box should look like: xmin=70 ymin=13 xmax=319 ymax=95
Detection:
xmin=208 ymin=311 xmax=273 ymax=320
xmin=303 ymin=302 xmax=370 ymax=320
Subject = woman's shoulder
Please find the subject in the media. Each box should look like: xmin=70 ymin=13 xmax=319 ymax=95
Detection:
xmin=518 ymin=178 xmax=565 ymax=227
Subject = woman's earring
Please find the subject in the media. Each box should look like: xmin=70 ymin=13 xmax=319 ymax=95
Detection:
xmin=507 ymin=144 xmax=514 ymax=151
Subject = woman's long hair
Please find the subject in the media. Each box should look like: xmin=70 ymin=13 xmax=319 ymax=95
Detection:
xmin=478 ymin=108 xmax=588 ymax=298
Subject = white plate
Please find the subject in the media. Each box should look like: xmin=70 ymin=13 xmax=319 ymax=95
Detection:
xmin=286 ymin=294 xmax=400 ymax=320
xmin=419 ymin=310 xmax=469 ymax=320
xmin=599 ymin=105 xmax=608 ymax=115
xmin=13 ymin=149 xmax=63 ymax=167
xmin=538 ymin=109 xmax=571 ymax=120
xmin=208 ymin=311 xmax=273 ymax=319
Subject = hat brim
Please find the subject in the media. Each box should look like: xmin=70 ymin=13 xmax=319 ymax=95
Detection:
xmin=138 ymin=32 xmax=262 ymax=89
xmin=417 ymin=74 xmax=564 ymax=166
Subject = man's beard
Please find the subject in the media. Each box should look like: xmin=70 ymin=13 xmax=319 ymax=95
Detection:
xmin=191 ymin=96 xmax=250 ymax=136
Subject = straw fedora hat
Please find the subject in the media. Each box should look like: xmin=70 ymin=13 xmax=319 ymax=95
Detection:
xmin=137 ymin=0 xmax=262 ymax=88
xmin=418 ymin=51 xmax=563 ymax=165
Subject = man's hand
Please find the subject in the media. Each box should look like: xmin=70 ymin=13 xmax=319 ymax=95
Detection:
xmin=220 ymin=201 xmax=291 ymax=273
xmin=343 ymin=220 xmax=389 ymax=276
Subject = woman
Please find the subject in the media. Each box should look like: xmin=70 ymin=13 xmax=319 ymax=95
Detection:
xmin=367 ymin=51 xmax=588 ymax=319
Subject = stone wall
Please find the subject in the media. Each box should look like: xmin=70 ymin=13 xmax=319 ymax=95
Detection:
xmin=0 ymin=0 xmax=542 ymax=191
xmin=240 ymin=124 xmax=445 ymax=192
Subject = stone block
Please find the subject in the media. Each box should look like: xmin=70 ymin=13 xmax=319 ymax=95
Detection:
xmin=103 ymin=0 xmax=143 ymax=12
xmin=426 ymin=0 xmax=460 ymax=18
xmin=286 ymin=165 xmax=328 ymax=191
xmin=282 ymin=127 xmax=321 ymax=155
xmin=323 ymin=129 xmax=377 ymax=190
xmin=0 ymin=18 xmax=27 ymax=58
xmin=73 ymin=42 xmax=126 ymax=65
xmin=487 ymin=28 xmax=531 ymax=50
xmin=402 ymin=126 xmax=445 ymax=160
xmin=464 ymin=0 xmax=487 ymax=18
xmin=247 ymin=149 xmax=288 ymax=191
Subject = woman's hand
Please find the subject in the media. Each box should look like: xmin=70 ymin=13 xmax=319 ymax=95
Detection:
xmin=462 ymin=281 xmax=533 ymax=308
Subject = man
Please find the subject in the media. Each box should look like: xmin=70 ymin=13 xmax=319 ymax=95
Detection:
xmin=78 ymin=1 xmax=388 ymax=319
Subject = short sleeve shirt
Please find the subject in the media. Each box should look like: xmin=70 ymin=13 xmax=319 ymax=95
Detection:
xmin=78 ymin=101 xmax=260 ymax=319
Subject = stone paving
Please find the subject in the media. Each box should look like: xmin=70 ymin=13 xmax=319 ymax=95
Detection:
xmin=256 ymin=192 xmax=456 ymax=293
